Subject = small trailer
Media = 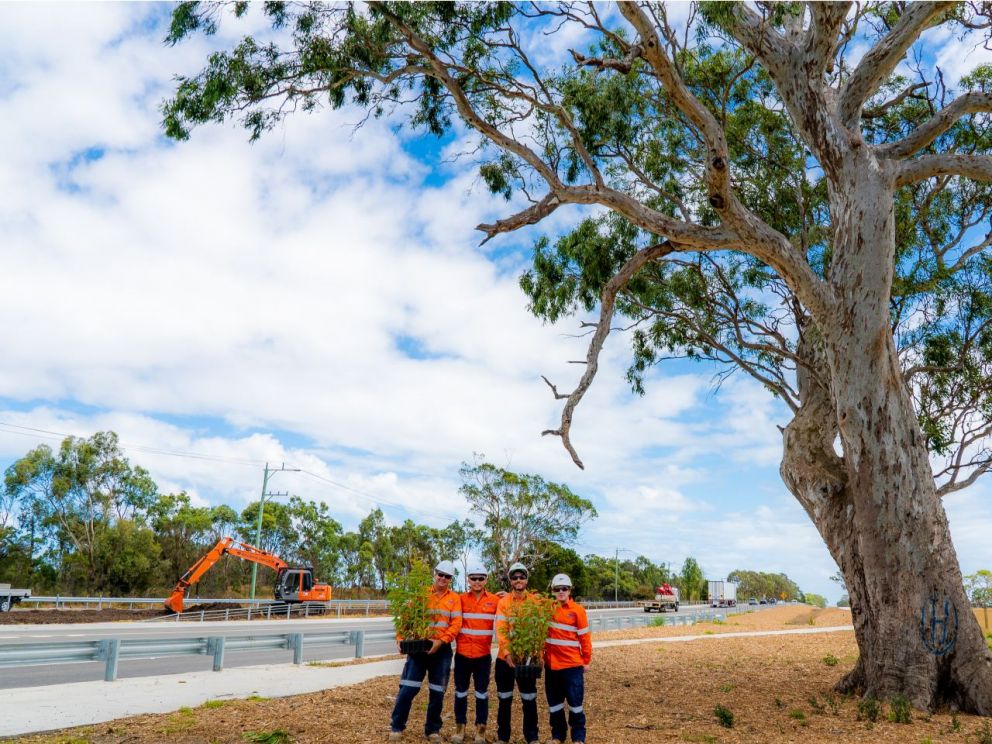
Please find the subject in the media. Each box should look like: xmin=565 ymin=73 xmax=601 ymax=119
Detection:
xmin=0 ymin=583 xmax=31 ymax=612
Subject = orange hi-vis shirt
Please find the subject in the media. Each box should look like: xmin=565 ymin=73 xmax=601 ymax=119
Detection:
xmin=544 ymin=598 xmax=592 ymax=670
xmin=495 ymin=591 xmax=539 ymax=661
xmin=397 ymin=587 xmax=462 ymax=644
xmin=455 ymin=590 xmax=500 ymax=658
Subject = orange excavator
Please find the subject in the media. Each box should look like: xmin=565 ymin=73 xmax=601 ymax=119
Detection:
xmin=164 ymin=536 xmax=333 ymax=613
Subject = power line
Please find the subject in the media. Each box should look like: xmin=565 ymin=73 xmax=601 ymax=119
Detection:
xmin=0 ymin=421 xmax=266 ymax=467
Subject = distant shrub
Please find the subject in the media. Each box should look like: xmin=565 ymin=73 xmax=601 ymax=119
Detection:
xmin=789 ymin=709 xmax=807 ymax=726
xmin=713 ymin=704 xmax=734 ymax=728
xmin=650 ymin=616 xmax=666 ymax=627
xmin=822 ymin=653 xmax=839 ymax=666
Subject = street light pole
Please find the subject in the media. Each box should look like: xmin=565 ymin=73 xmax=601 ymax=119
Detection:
xmin=249 ymin=462 xmax=300 ymax=601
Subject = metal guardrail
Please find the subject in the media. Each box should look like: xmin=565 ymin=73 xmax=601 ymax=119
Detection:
xmin=0 ymin=609 xmax=737 ymax=681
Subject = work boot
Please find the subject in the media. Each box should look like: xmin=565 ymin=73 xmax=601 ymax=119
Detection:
xmin=473 ymin=723 xmax=487 ymax=743
xmin=451 ymin=724 xmax=466 ymax=743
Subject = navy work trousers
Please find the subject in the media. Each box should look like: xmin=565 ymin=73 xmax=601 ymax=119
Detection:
xmin=494 ymin=657 xmax=538 ymax=743
xmin=545 ymin=665 xmax=586 ymax=743
xmin=389 ymin=645 xmax=453 ymax=736
xmin=453 ymin=652 xmax=492 ymax=725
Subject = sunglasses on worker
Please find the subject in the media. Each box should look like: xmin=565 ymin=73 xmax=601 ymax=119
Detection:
xmin=552 ymin=586 xmax=570 ymax=593
xmin=468 ymin=575 xmax=487 ymax=582
xmin=509 ymin=573 xmax=527 ymax=581
xmin=435 ymin=572 xmax=453 ymax=580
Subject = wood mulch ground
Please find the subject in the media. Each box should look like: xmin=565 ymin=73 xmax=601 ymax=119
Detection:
xmin=10 ymin=606 xmax=992 ymax=744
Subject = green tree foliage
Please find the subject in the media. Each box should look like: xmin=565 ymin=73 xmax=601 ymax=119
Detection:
xmin=727 ymin=569 xmax=802 ymax=601
xmin=4 ymin=432 xmax=158 ymax=593
xmin=459 ymin=459 xmax=596 ymax=580
xmin=677 ymin=556 xmax=706 ymax=602
xmin=804 ymin=593 xmax=828 ymax=609
xmin=966 ymin=570 xmax=992 ymax=607
xmin=529 ymin=542 xmax=587 ymax=597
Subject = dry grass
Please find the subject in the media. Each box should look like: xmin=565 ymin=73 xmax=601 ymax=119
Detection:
xmin=8 ymin=606 xmax=992 ymax=744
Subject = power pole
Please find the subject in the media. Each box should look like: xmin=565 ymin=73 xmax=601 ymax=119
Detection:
xmin=614 ymin=548 xmax=619 ymax=603
xmin=249 ymin=462 xmax=300 ymax=601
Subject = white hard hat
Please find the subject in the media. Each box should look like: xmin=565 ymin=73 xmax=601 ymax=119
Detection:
xmin=435 ymin=560 xmax=457 ymax=576
xmin=551 ymin=574 xmax=573 ymax=588
xmin=466 ymin=565 xmax=488 ymax=577
xmin=507 ymin=562 xmax=529 ymax=577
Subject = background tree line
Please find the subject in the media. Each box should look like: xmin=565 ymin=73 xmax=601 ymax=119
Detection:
xmin=0 ymin=432 xmax=834 ymax=603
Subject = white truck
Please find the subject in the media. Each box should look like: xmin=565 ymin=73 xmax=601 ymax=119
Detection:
xmin=639 ymin=583 xmax=680 ymax=613
xmin=0 ymin=583 xmax=31 ymax=612
xmin=708 ymin=580 xmax=737 ymax=608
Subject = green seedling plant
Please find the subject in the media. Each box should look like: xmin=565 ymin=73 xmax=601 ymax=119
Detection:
xmin=822 ymin=653 xmax=839 ymax=666
xmin=888 ymin=694 xmax=912 ymax=724
xmin=650 ymin=616 xmax=666 ymax=627
xmin=857 ymin=695 xmax=880 ymax=722
xmin=507 ymin=595 xmax=554 ymax=666
xmin=243 ymin=731 xmax=291 ymax=744
xmin=387 ymin=559 xmax=434 ymax=641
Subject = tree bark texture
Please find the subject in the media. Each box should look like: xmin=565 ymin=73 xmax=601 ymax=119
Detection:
xmin=781 ymin=154 xmax=992 ymax=712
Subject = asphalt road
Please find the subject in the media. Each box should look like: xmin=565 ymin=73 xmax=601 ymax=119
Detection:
xmin=0 ymin=605 xmax=728 ymax=689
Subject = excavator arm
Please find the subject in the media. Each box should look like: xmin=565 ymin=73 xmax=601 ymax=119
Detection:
xmin=164 ymin=537 xmax=289 ymax=613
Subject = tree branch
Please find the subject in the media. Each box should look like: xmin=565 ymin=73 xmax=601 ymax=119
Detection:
xmin=839 ymin=1 xmax=955 ymax=126
xmin=805 ymin=2 xmax=852 ymax=78
xmin=542 ymin=241 xmax=678 ymax=468
xmin=878 ymin=91 xmax=992 ymax=159
xmin=477 ymin=193 xmax=562 ymax=245
xmin=896 ymin=153 xmax=992 ymax=186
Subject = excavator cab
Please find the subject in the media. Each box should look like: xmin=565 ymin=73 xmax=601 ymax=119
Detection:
xmin=274 ymin=567 xmax=315 ymax=602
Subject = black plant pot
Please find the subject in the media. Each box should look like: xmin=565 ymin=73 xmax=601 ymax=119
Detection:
xmin=399 ymin=639 xmax=433 ymax=655
xmin=514 ymin=663 xmax=543 ymax=680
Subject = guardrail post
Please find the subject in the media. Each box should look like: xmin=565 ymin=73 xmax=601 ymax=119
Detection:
xmin=104 ymin=639 xmax=121 ymax=681
xmin=337 ymin=604 xmax=342 ymax=618
xmin=267 ymin=605 xmax=272 ymax=620
xmin=98 ymin=595 xmax=103 ymax=611
xmin=366 ymin=601 xmax=370 ymax=616
xmin=292 ymin=633 xmax=304 ymax=665
xmin=305 ymin=603 xmax=310 ymax=618
xmin=355 ymin=629 xmax=365 ymax=658
xmin=200 ymin=610 xmax=205 ymax=623
xmin=247 ymin=606 xmax=252 ymax=621
xmin=212 ymin=636 xmax=226 ymax=671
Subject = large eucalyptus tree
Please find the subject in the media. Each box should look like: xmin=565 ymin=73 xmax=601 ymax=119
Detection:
xmin=163 ymin=1 xmax=992 ymax=711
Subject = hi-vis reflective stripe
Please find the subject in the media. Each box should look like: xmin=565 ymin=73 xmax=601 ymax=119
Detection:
xmin=432 ymin=621 xmax=449 ymax=627
xmin=429 ymin=683 xmax=446 ymax=693
xmin=433 ymin=609 xmax=462 ymax=617
xmin=545 ymin=637 xmax=581 ymax=648
xmin=495 ymin=614 xmax=509 ymax=622
xmin=549 ymin=621 xmax=579 ymax=632
xmin=459 ymin=628 xmax=494 ymax=636
xmin=463 ymin=612 xmax=496 ymax=620
xmin=400 ymin=679 xmax=422 ymax=688
xmin=548 ymin=703 xmax=565 ymax=713
xmin=455 ymin=690 xmax=470 ymax=698
xmin=569 ymin=705 xmax=584 ymax=713
xmin=520 ymin=692 xmax=538 ymax=701
xmin=475 ymin=691 xmax=488 ymax=699
xmin=576 ymin=626 xmax=590 ymax=635
xmin=497 ymin=691 xmax=514 ymax=699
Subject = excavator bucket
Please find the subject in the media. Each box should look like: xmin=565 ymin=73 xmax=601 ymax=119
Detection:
xmin=164 ymin=589 xmax=186 ymax=614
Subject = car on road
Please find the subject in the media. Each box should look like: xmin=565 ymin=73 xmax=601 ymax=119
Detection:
xmin=748 ymin=598 xmax=758 ymax=606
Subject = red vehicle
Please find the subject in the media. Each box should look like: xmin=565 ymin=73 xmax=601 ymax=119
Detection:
xmin=639 ymin=583 xmax=680 ymax=613
xmin=164 ymin=536 xmax=332 ymax=613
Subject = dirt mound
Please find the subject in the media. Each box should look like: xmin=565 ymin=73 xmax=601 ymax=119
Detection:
xmin=0 ymin=607 xmax=166 ymax=624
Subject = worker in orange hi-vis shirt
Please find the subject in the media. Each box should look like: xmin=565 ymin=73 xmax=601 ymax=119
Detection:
xmin=389 ymin=560 xmax=463 ymax=744
xmin=451 ymin=565 xmax=500 ymax=744
xmin=543 ymin=573 xmax=592 ymax=744
xmin=494 ymin=562 xmax=541 ymax=744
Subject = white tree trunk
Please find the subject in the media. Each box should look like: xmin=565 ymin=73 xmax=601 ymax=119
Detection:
xmin=781 ymin=160 xmax=992 ymax=712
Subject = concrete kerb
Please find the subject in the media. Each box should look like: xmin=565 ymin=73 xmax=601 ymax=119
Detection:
xmin=0 ymin=625 xmax=855 ymax=738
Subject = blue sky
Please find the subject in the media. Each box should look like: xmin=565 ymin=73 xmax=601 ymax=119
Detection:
xmin=0 ymin=3 xmax=989 ymax=605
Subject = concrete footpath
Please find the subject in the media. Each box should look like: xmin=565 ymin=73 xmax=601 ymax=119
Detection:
xmin=0 ymin=625 xmax=854 ymax=738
